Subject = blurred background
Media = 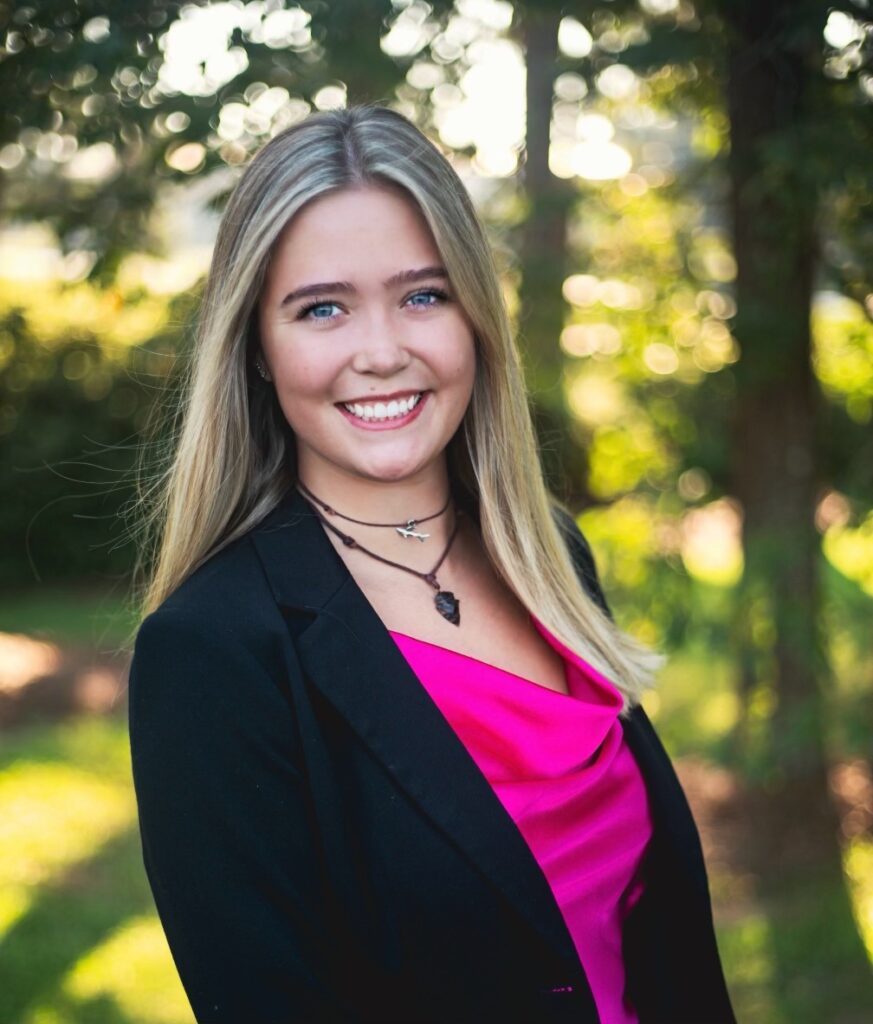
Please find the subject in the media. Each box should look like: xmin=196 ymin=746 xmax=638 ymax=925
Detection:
xmin=1 ymin=1 xmax=872 ymax=1021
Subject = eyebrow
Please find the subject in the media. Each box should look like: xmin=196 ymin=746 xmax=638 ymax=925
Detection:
xmin=279 ymin=265 xmax=449 ymax=307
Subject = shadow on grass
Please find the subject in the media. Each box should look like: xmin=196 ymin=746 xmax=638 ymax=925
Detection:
xmin=0 ymin=825 xmax=156 ymax=1023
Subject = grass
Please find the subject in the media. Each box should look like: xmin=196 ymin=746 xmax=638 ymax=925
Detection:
xmin=0 ymin=715 xmax=193 ymax=1024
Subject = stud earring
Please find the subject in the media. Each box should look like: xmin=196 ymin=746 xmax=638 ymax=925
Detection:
xmin=254 ymin=357 xmax=272 ymax=382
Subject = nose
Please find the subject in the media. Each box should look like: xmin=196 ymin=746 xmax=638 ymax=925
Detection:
xmin=350 ymin=313 xmax=412 ymax=377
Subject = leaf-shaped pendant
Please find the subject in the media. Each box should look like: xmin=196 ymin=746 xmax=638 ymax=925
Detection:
xmin=434 ymin=590 xmax=460 ymax=625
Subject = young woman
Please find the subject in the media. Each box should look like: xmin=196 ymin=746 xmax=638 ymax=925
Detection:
xmin=128 ymin=104 xmax=735 ymax=1024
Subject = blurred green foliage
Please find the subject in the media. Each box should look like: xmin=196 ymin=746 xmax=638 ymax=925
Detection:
xmin=0 ymin=280 xmax=194 ymax=587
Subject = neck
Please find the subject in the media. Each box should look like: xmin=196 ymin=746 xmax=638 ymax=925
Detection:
xmin=297 ymin=461 xmax=452 ymax=522
xmin=295 ymin=460 xmax=459 ymax=553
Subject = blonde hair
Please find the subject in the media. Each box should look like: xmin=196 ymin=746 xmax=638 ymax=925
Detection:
xmin=131 ymin=103 xmax=662 ymax=711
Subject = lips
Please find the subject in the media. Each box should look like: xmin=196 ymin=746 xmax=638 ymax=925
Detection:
xmin=337 ymin=390 xmax=429 ymax=430
xmin=340 ymin=389 xmax=423 ymax=405
xmin=341 ymin=392 xmax=423 ymax=421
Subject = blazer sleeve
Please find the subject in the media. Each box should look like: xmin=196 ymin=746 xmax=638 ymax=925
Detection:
xmin=128 ymin=608 xmax=358 ymax=1024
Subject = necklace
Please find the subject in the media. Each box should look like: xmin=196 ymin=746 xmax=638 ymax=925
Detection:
xmin=296 ymin=478 xmax=450 ymax=543
xmin=299 ymin=489 xmax=463 ymax=625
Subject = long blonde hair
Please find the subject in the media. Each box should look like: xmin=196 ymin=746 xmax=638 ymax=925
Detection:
xmin=131 ymin=103 xmax=662 ymax=711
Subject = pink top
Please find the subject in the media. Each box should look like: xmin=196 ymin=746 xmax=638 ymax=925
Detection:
xmin=388 ymin=614 xmax=653 ymax=1024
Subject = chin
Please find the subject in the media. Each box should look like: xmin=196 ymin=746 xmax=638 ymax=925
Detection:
xmin=352 ymin=454 xmax=432 ymax=483
xmin=361 ymin=464 xmax=423 ymax=484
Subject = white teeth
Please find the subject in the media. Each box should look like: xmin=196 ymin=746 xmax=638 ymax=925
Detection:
xmin=343 ymin=392 xmax=423 ymax=422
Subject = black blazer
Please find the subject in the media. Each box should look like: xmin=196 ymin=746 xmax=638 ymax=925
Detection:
xmin=128 ymin=486 xmax=736 ymax=1024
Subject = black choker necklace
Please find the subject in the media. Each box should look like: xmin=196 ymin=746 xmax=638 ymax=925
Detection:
xmin=296 ymin=478 xmax=450 ymax=543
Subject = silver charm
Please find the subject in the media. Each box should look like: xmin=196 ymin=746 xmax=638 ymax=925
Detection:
xmin=396 ymin=519 xmax=430 ymax=542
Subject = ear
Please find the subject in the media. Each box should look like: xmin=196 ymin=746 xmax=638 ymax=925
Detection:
xmin=254 ymin=353 xmax=273 ymax=383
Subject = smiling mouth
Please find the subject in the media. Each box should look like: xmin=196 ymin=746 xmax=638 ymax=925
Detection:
xmin=339 ymin=391 xmax=425 ymax=423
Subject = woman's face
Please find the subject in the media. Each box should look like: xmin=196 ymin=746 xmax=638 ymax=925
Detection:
xmin=258 ymin=184 xmax=477 ymax=489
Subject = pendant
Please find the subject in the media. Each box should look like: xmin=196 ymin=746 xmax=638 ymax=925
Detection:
xmin=434 ymin=590 xmax=460 ymax=625
xmin=396 ymin=519 xmax=430 ymax=541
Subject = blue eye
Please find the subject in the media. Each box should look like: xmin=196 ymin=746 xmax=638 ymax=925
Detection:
xmin=296 ymin=299 xmax=340 ymax=321
xmin=295 ymin=288 xmax=449 ymax=323
xmin=408 ymin=288 xmax=448 ymax=307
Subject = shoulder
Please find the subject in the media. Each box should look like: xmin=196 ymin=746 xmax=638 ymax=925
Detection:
xmin=128 ymin=535 xmax=303 ymax=772
xmin=129 ymin=528 xmax=294 ymax=710
xmin=549 ymin=502 xmax=612 ymax=620
xmin=152 ymin=530 xmax=272 ymax=629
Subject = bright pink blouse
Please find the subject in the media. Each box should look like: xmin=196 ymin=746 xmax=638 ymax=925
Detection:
xmin=388 ymin=614 xmax=653 ymax=1024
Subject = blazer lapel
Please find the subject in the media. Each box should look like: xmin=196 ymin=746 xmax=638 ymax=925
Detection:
xmin=249 ymin=487 xmax=583 ymax=970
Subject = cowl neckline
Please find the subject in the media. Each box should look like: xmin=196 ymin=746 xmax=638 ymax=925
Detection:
xmin=387 ymin=613 xmax=623 ymax=781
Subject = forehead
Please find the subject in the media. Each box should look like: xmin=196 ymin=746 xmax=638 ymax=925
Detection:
xmin=270 ymin=184 xmax=438 ymax=267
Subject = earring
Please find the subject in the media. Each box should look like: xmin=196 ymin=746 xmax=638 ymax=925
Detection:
xmin=254 ymin=357 xmax=272 ymax=382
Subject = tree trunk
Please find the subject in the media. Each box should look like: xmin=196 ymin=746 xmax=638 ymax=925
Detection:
xmin=516 ymin=3 xmax=588 ymax=505
xmin=723 ymin=0 xmax=873 ymax=1011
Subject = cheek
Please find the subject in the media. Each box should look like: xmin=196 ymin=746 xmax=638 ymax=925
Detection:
xmin=270 ymin=356 xmax=338 ymax=434
xmin=272 ymin=348 xmax=337 ymax=397
xmin=435 ymin=323 xmax=476 ymax=378
xmin=452 ymin=337 xmax=478 ymax=390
